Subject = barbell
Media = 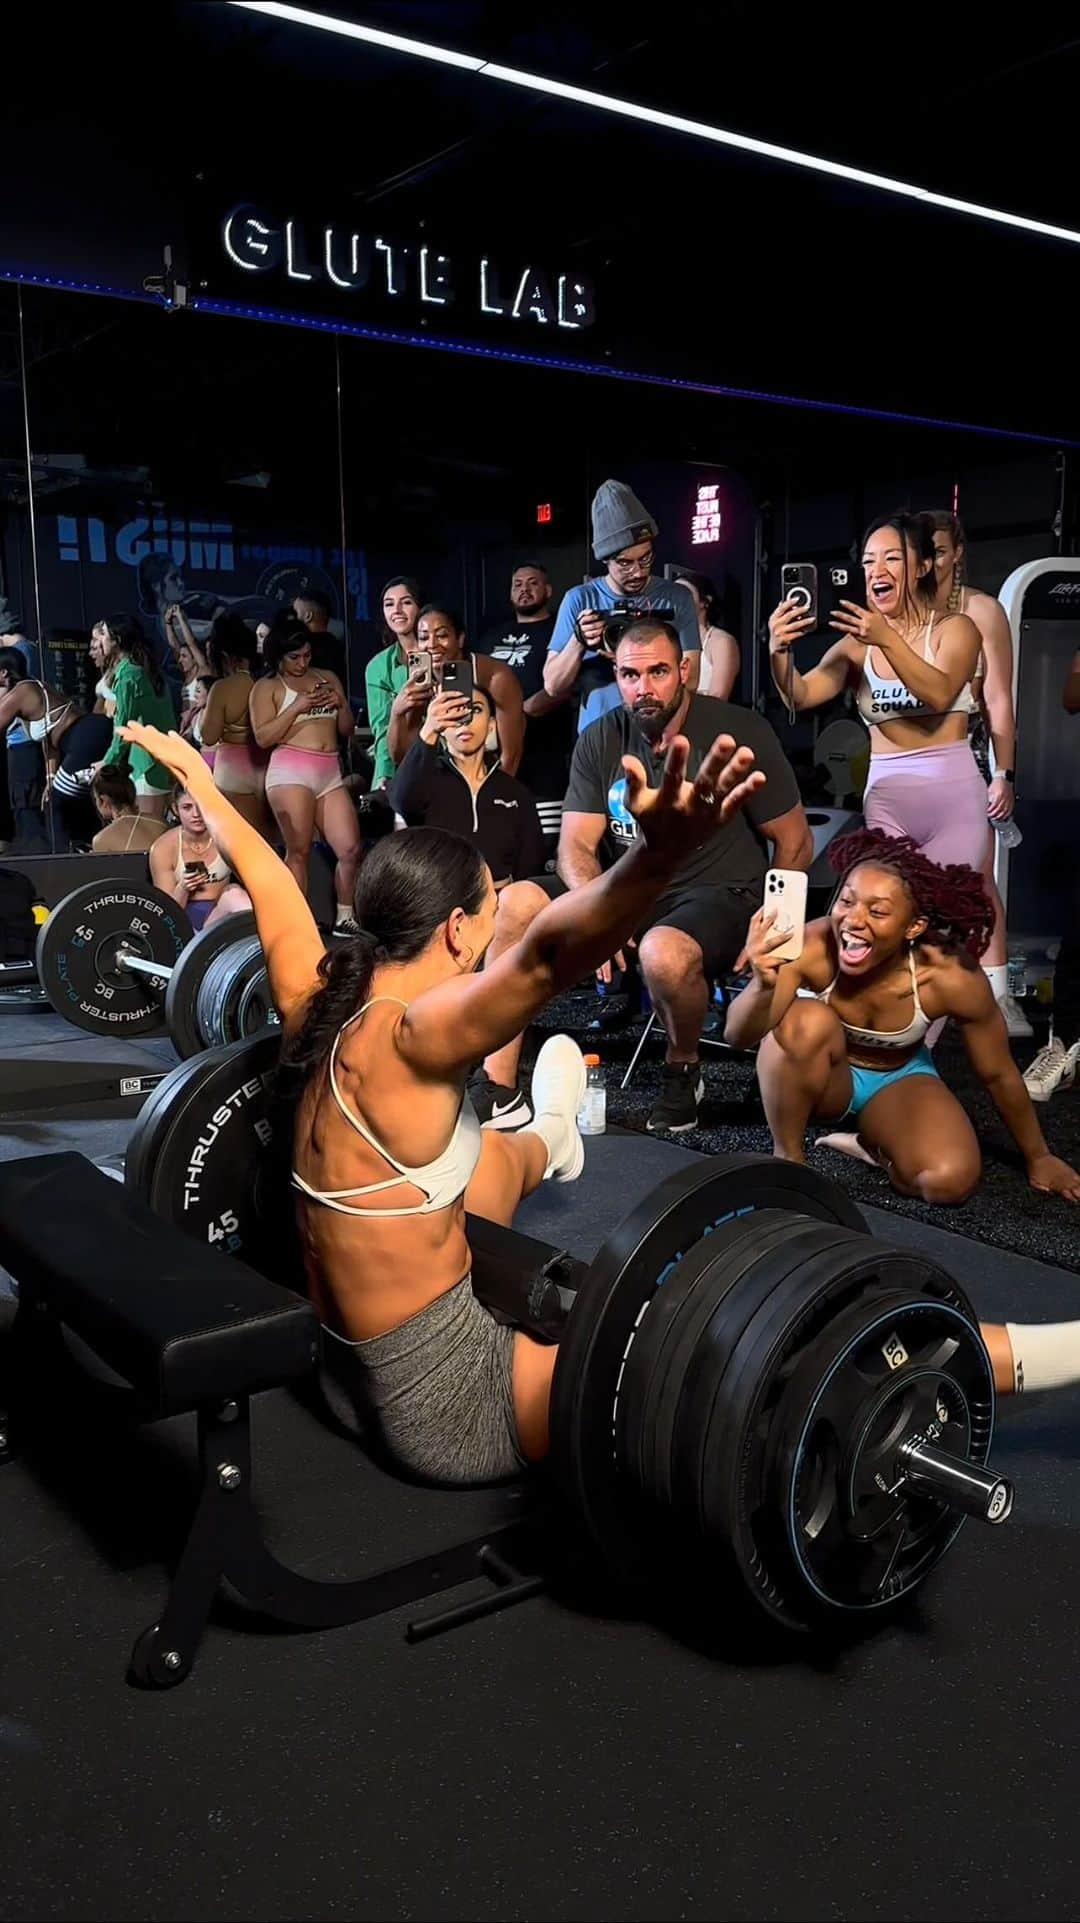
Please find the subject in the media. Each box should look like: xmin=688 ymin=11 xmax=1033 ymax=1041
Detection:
xmin=35 ymin=878 xmax=280 ymax=1059
xmin=121 ymin=1030 xmax=1012 ymax=1632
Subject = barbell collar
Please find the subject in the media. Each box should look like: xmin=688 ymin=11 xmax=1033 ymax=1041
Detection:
xmin=899 ymin=1438 xmax=1013 ymax=1525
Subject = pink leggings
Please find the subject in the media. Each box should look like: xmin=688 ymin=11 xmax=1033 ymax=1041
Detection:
xmin=863 ymin=740 xmax=989 ymax=870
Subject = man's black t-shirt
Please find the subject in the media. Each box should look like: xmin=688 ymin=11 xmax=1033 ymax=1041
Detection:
xmin=475 ymin=611 xmax=573 ymax=799
xmin=475 ymin=613 xmax=555 ymax=701
xmin=562 ymin=694 xmax=801 ymax=891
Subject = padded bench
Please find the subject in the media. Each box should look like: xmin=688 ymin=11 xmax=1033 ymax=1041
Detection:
xmin=0 ymin=1152 xmax=563 ymax=1686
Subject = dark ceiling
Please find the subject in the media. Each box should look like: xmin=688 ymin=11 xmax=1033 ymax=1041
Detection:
xmin=3 ymin=0 xmax=1080 ymax=509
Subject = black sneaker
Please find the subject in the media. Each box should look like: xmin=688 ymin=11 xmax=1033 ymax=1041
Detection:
xmin=468 ymin=1071 xmax=535 ymax=1131
xmin=647 ymin=1062 xmax=704 ymax=1134
xmin=331 ymin=915 xmax=362 ymax=939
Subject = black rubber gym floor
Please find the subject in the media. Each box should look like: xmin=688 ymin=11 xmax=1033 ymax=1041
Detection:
xmin=3 ymin=1016 xmax=1080 ymax=1921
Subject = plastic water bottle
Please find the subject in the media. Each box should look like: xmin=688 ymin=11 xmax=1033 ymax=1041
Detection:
xmin=993 ymin=817 xmax=1023 ymax=851
xmin=577 ymin=1054 xmax=607 ymax=1136
xmin=1007 ymin=947 xmax=1028 ymax=1000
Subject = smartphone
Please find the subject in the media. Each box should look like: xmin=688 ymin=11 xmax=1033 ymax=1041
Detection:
xmin=439 ymin=656 xmax=474 ymax=706
xmin=780 ymin=563 xmax=818 ymax=625
xmin=407 ymin=649 xmax=434 ymax=686
xmin=780 ymin=561 xmax=862 ymax=630
xmin=764 ymin=868 xmax=809 ymax=962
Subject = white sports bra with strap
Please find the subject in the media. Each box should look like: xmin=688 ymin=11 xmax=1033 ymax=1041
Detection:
xmin=856 ymin=616 xmax=977 ymax=727
xmin=279 ymin=678 xmax=338 ymax=721
xmin=817 ymin=946 xmax=931 ymax=1052
xmin=292 ymin=997 xmax=482 ymax=1218
xmin=25 ymin=680 xmax=73 ymax=742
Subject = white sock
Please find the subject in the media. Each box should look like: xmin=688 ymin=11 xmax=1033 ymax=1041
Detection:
xmin=526 ymin=1109 xmax=574 ymax=1177
xmin=983 ymin=963 xmax=1009 ymax=1002
xmin=1004 ymin=1321 xmax=1080 ymax=1395
xmin=335 ymin=902 xmax=353 ymax=924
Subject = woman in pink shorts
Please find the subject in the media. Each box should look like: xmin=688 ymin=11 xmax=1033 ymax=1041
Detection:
xmin=250 ymin=621 xmax=363 ymax=936
xmin=768 ymin=511 xmax=986 ymax=872
xmin=199 ymin=616 xmax=268 ymax=831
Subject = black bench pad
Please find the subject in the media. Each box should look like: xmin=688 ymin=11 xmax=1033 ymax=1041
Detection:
xmin=0 ymin=1152 xmax=319 ymax=1417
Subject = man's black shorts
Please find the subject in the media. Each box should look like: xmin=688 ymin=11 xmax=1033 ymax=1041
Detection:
xmin=528 ymin=875 xmax=759 ymax=980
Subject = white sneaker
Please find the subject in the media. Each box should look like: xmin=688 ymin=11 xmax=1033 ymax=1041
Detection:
xmin=1001 ymin=993 xmax=1034 ymax=1039
xmin=529 ymin=1034 xmax=587 ymax=1182
xmin=1023 ymin=1037 xmax=1077 ymax=1103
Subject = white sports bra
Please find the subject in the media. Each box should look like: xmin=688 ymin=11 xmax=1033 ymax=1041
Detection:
xmin=174 ymin=836 xmax=230 ymax=886
xmin=817 ymin=946 xmax=931 ymax=1052
xmin=292 ymin=997 xmax=482 ymax=1219
xmin=25 ymin=680 xmax=73 ymax=743
xmin=856 ymin=616 xmax=977 ymax=727
xmin=95 ymin=674 xmax=116 ymax=717
xmin=279 ymin=678 xmax=338 ymax=721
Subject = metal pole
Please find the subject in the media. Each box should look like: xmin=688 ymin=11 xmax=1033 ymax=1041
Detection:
xmin=334 ymin=336 xmax=352 ymax=699
xmin=15 ymin=287 xmax=44 ymax=655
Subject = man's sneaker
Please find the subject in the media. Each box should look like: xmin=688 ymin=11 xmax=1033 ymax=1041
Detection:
xmin=1022 ymin=1037 xmax=1079 ymax=1103
xmin=468 ymin=1071 xmax=534 ymax=1131
xmin=1001 ymin=992 xmax=1034 ymax=1039
xmin=331 ymin=914 xmax=361 ymax=939
xmin=647 ymin=1062 xmax=705 ymax=1134
xmin=530 ymin=1033 xmax=587 ymax=1181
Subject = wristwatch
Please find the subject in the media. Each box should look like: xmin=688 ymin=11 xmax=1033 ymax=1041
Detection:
xmin=1001 ymin=770 xmax=1016 ymax=785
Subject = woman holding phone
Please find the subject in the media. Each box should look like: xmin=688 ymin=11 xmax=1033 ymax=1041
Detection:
xmin=386 ymin=605 xmax=524 ymax=779
xmin=148 ymin=785 xmax=251 ymax=933
xmin=726 ymin=827 xmax=1080 ymax=1204
xmin=769 ymin=512 xmax=987 ymax=871
xmin=249 ymin=621 xmax=362 ymax=936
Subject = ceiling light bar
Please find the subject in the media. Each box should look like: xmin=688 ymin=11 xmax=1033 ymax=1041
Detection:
xmin=233 ymin=1 xmax=1080 ymax=248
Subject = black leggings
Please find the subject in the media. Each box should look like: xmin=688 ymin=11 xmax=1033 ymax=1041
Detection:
xmin=50 ymin=714 xmax=113 ymax=852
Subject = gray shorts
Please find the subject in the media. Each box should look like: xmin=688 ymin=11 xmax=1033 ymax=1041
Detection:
xmin=320 ymin=1275 xmax=527 ymax=1486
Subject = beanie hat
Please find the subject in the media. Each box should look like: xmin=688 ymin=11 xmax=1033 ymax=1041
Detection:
xmin=591 ymin=479 xmax=658 ymax=562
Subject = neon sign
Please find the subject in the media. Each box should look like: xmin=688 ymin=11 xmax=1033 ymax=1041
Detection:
xmin=691 ymin=482 xmax=722 ymax=546
xmin=219 ymin=206 xmax=596 ymax=332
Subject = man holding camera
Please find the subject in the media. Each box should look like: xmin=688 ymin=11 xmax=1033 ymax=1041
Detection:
xmin=543 ymin=480 xmax=701 ymax=732
xmin=473 ymin=616 xmax=811 ymax=1136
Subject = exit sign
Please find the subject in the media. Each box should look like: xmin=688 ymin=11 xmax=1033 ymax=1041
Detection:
xmin=536 ymin=502 xmax=553 ymax=524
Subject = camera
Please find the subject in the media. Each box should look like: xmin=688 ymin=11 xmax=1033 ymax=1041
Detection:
xmin=575 ymin=600 xmax=676 ymax=656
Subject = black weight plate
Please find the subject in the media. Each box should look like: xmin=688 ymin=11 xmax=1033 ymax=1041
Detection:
xmin=617 ymin=1211 xmax=817 ymax=1510
xmin=198 ymin=937 xmax=264 ymax=1049
xmin=766 ymin=1289 xmax=994 ymax=1619
xmin=686 ymin=1233 xmax=970 ymax=1625
xmin=124 ymin=1029 xmax=294 ymax=1282
xmin=36 ymin=880 xmax=191 ymax=1037
xmin=549 ymin=1154 xmax=867 ymax=1582
xmin=165 ymin=912 xmax=258 ymax=1059
xmin=236 ymin=958 xmax=279 ymax=1039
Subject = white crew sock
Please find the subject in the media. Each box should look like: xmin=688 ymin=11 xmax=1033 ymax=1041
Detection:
xmin=983 ymin=963 xmax=1009 ymax=1002
xmin=1004 ymin=1321 xmax=1080 ymax=1395
xmin=335 ymin=902 xmax=353 ymax=925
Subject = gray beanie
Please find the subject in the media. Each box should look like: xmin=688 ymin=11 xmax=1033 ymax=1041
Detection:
xmin=591 ymin=479 xmax=658 ymax=562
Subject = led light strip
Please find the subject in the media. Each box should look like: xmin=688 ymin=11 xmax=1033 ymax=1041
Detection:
xmin=232 ymin=1 xmax=1080 ymax=248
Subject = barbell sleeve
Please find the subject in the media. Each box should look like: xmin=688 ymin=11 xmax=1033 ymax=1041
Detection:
xmin=899 ymin=1438 xmax=1014 ymax=1525
xmin=116 ymin=951 xmax=175 ymax=984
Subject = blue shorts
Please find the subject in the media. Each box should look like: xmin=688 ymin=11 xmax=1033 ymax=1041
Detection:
xmin=844 ymin=1045 xmax=938 ymax=1121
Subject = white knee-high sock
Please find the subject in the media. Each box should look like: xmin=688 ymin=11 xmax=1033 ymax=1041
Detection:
xmin=1004 ymin=1322 xmax=1080 ymax=1394
xmin=983 ymin=963 xmax=1009 ymax=1002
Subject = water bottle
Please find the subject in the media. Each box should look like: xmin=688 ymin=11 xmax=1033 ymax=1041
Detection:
xmin=1007 ymin=947 xmax=1028 ymax=1000
xmin=993 ymin=817 xmax=1023 ymax=851
xmin=577 ymin=1054 xmax=607 ymax=1136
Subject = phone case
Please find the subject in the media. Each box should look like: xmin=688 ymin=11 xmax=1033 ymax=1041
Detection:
xmin=780 ymin=563 xmax=818 ymax=625
xmin=764 ymin=868 xmax=809 ymax=962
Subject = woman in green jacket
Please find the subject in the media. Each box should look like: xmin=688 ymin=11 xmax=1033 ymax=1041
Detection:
xmin=363 ymin=576 xmax=422 ymax=789
xmin=94 ymin=614 xmax=178 ymax=817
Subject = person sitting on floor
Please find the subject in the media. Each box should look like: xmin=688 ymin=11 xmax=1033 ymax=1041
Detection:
xmin=117 ymin=714 xmax=765 ymax=1485
xmin=389 ymin=682 xmax=546 ymax=890
xmin=724 ymin=826 xmax=1080 ymax=1203
xmin=90 ymin=766 xmax=168 ymax=855
xmin=468 ymin=616 xmax=812 ymax=1137
xmin=148 ymin=783 xmax=252 ymax=933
